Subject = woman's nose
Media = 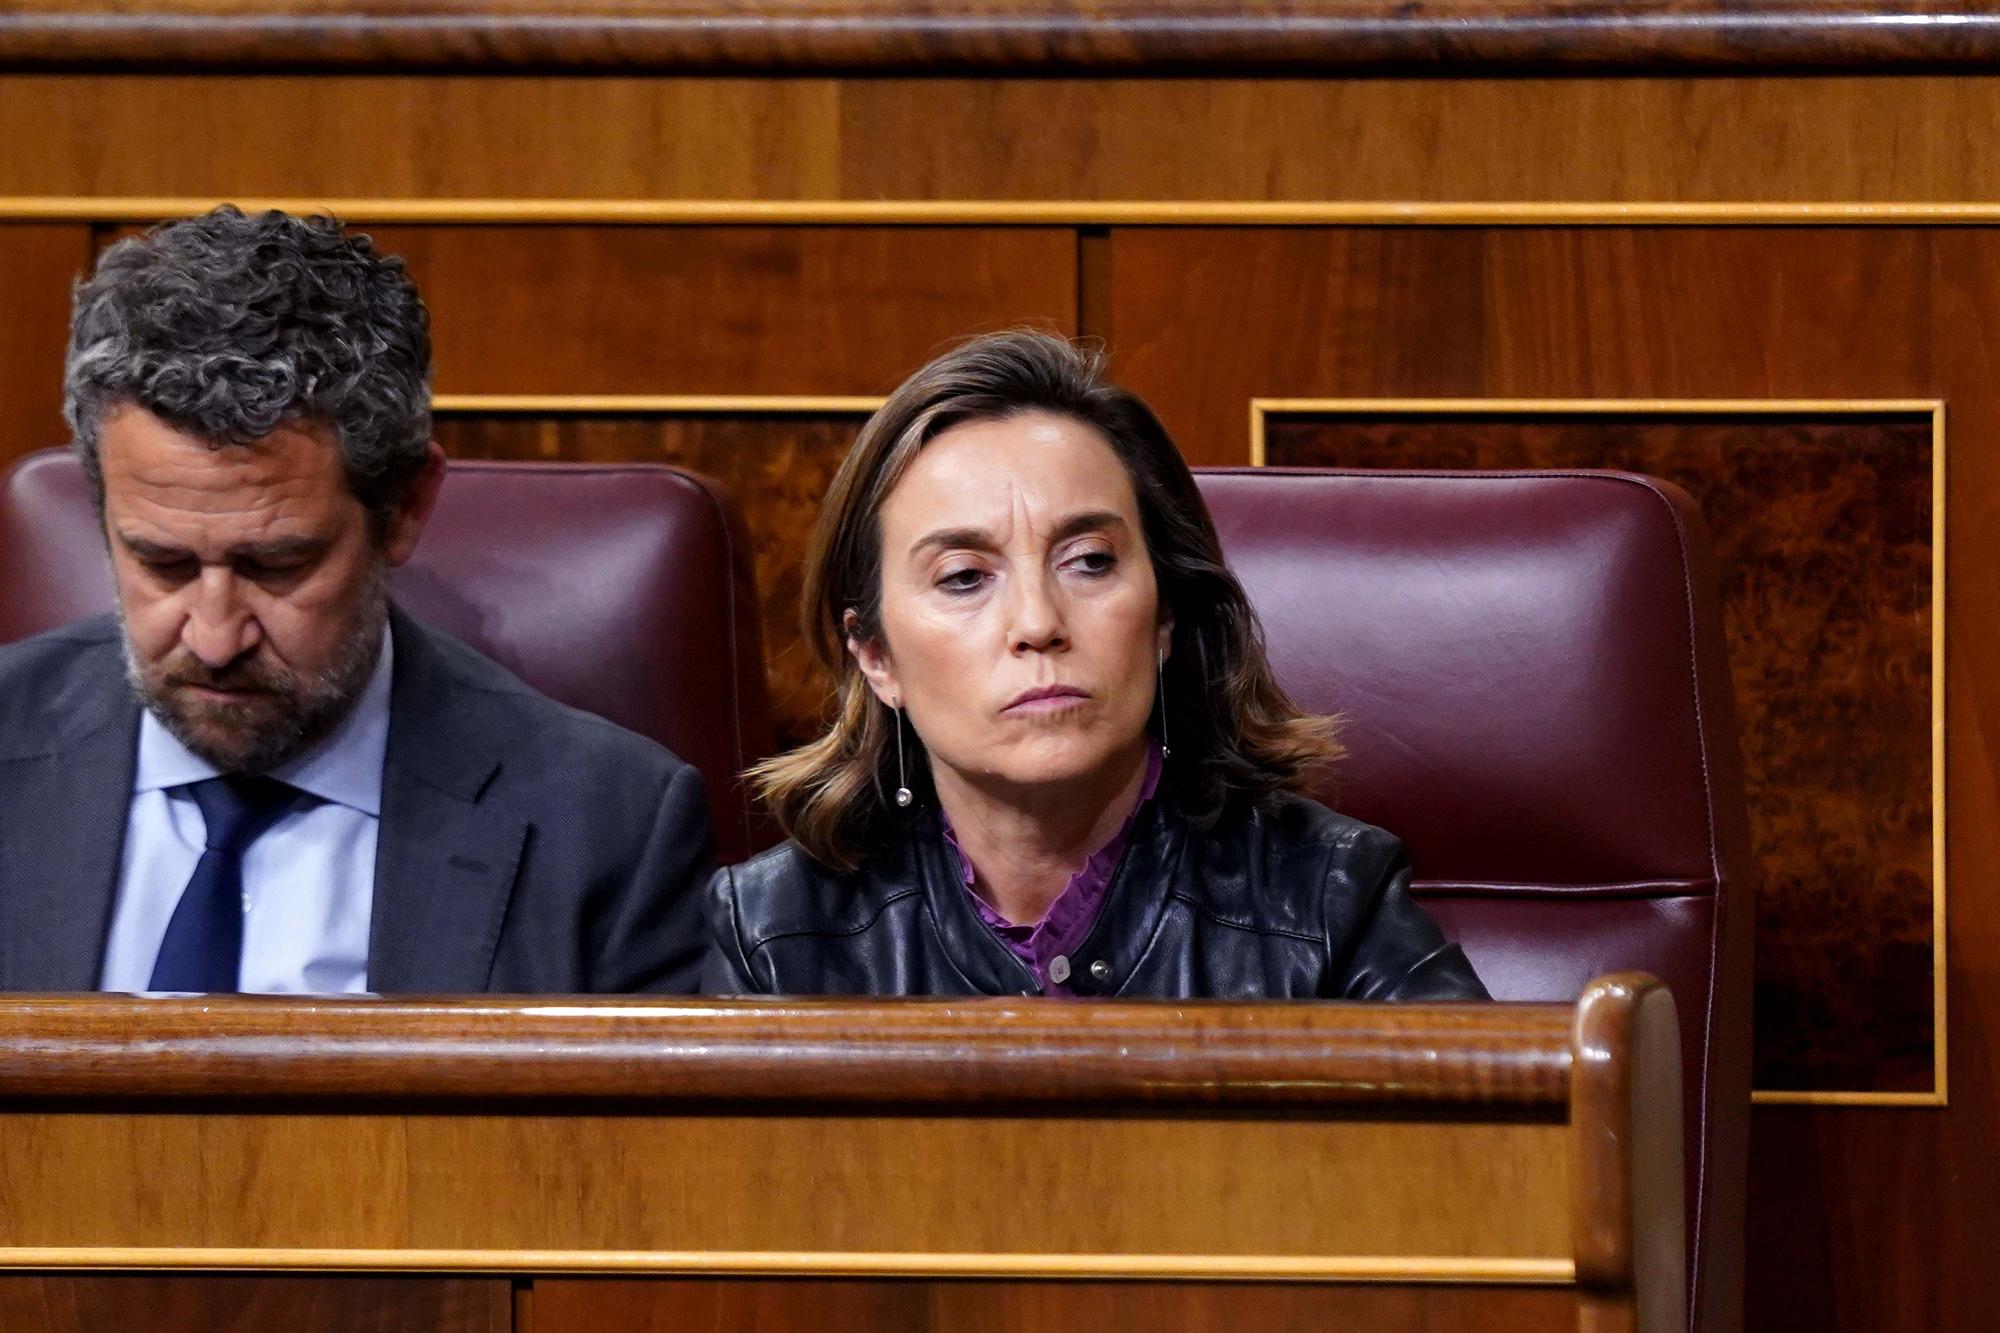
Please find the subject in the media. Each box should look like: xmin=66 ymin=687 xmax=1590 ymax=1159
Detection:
xmin=1008 ymin=576 xmax=1069 ymax=653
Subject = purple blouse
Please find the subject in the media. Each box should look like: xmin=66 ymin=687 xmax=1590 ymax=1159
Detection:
xmin=943 ymin=742 xmax=1163 ymax=996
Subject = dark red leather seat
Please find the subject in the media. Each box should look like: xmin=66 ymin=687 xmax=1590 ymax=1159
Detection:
xmin=0 ymin=449 xmax=776 ymax=864
xmin=1197 ymin=467 xmax=1752 ymax=1333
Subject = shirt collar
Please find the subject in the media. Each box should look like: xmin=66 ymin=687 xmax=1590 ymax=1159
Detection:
xmin=132 ymin=623 xmax=394 ymax=817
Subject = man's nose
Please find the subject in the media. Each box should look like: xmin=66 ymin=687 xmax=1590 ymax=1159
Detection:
xmin=180 ymin=568 xmax=262 ymax=668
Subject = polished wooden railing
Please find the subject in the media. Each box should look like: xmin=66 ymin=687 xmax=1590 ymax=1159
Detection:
xmin=0 ymin=0 xmax=1994 ymax=73
xmin=0 ymin=972 xmax=1682 ymax=1333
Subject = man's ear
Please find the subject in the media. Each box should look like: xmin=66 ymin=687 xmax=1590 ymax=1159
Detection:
xmin=381 ymin=442 xmax=448 ymax=567
xmin=843 ymin=608 xmax=901 ymax=707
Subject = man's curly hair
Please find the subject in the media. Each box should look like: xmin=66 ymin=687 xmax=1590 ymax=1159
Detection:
xmin=63 ymin=205 xmax=433 ymax=529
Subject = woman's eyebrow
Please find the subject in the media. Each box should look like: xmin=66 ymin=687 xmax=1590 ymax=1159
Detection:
xmin=1047 ymin=510 xmax=1127 ymax=544
xmin=909 ymin=526 xmax=996 ymax=558
xmin=911 ymin=511 xmax=1128 ymax=558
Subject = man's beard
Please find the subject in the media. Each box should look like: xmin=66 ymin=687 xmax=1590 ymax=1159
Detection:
xmin=122 ymin=569 xmax=390 ymax=775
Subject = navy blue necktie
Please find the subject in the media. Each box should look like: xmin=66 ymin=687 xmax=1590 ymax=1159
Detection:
xmin=148 ymin=776 xmax=306 ymax=993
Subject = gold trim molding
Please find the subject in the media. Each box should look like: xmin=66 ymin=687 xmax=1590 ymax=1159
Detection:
xmin=20 ymin=197 xmax=2000 ymax=227
xmin=0 ymin=1247 xmax=1575 ymax=1283
xmin=433 ymin=394 xmax=884 ymax=414
xmin=1249 ymin=397 xmax=1950 ymax=1110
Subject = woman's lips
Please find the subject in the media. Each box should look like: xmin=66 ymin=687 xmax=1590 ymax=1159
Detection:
xmin=1003 ymin=685 xmax=1090 ymax=714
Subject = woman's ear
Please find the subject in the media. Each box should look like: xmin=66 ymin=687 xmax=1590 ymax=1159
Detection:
xmin=1156 ymin=614 xmax=1176 ymax=661
xmin=844 ymin=608 xmax=902 ymax=707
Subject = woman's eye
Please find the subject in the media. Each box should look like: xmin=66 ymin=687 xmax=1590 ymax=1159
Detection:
xmin=936 ymin=567 xmax=986 ymax=594
xmin=1066 ymin=550 xmax=1117 ymax=576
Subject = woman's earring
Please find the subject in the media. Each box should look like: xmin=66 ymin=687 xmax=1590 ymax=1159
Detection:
xmin=893 ymin=704 xmax=914 ymax=808
xmin=1156 ymin=648 xmax=1173 ymax=759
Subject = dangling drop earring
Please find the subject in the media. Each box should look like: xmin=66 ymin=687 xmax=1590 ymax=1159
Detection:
xmin=1156 ymin=648 xmax=1173 ymax=759
xmin=893 ymin=703 xmax=914 ymax=807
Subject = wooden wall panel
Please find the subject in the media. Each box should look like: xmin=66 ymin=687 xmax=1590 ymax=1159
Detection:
xmin=368 ymin=226 xmax=1073 ymax=395
xmin=1108 ymin=225 xmax=2000 ymax=1331
xmin=432 ymin=411 xmax=868 ymax=746
xmin=1264 ymin=413 xmax=1936 ymax=1093
xmin=0 ymin=225 xmax=88 ymax=468
xmin=529 ymin=1278 xmax=1576 ymax=1332
xmin=16 ymin=75 xmax=2000 ymax=204
xmin=0 ymin=76 xmax=844 ymax=201
xmin=0 ymin=1276 xmax=509 ymax=1333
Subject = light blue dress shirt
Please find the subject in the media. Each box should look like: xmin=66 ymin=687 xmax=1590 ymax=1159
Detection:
xmin=99 ymin=627 xmax=393 ymax=995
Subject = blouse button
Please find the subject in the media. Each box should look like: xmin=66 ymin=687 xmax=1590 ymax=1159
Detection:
xmin=1048 ymin=955 xmax=1072 ymax=984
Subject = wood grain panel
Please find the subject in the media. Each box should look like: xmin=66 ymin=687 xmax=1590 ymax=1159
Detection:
xmin=0 ymin=1112 xmax=1571 ymax=1260
xmin=1264 ymin=412 xmax=1935 ymax=1094
xmin=432 ymin=412 xmax=865 ymax=749
xmin=1108 ymin=224 xmax=2000 ymax=1330
xmin=365 ymin=226 xmax=1073 ymax=395
xmin=0 ymin=224 xmax=86 ymax=467
xmin=0 ymin=1276 xmax=509 ymax=1333
xmin=528 ymin=1278 xmax=1577 ymax=1332
xmin=20 ymin=75 xmax=2000 ymax=204
xmin=0 ymin=75 xmax=843 ymax=200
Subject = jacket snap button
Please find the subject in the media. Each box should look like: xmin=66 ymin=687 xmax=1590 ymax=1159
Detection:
xmin=1089 ymin=959 xmax=1112 ymax=982
xmin=1048 ymin=955 xmax=1072 ymax=984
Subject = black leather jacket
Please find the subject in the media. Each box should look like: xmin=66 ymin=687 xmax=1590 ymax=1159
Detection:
xmin=702 ymin=790 xmax=1488 ymax=1001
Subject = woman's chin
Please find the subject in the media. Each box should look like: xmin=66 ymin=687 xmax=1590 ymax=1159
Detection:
xmin=973 ymin=737 xmax=1144 ymax=794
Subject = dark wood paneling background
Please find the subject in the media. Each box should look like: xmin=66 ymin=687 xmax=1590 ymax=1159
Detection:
xmin=0 ymin=1276 xmax=509 ymax=1333
xmin=3 ymin=54 xmax=1999 ymax=1333
xmin=0 ymin=225 xmax=88 ymax=464
xmin=373 ymin=226 xmax=1075 ymax=396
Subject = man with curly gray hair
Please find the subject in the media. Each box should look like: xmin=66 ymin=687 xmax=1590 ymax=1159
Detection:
xmin=0 ymin=207 xmax=715 ymax=995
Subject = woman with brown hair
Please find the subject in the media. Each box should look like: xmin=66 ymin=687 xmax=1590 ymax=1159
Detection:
xmin=703 ymin=330 xmax=1485 ymax=1000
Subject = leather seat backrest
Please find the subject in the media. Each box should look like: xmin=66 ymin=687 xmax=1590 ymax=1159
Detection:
xmin=0 ymin=449 xmax=776 ymax=863
xmin=1196 ymin=467 xmax=1753 ymax=1333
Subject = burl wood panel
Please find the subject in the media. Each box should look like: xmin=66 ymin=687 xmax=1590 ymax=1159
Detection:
xmin=529 ymin=1278 xmax=1576 ymax=1333
xmin=0 ymin=224 xmax=87 ymax=468
xmin=0 ymin=1276 xmax=509 ymax=1333
xmin=1265 ymin=413 xmax=1934 ymax=1093
xmin=367 ymin=226 xmax=1075 ymax=396
xmin=432 ymin=413 xmax=863 ymax=749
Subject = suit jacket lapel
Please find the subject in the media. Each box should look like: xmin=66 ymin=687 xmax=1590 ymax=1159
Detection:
xmin=369 ymin=610 xmax=527 ymax=993
xmin=0 ymin=624 xmax=139 ymax=990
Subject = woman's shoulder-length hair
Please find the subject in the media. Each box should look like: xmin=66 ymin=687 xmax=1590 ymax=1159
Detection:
xmin=750 ymin=328 xmax=1341 ymax=872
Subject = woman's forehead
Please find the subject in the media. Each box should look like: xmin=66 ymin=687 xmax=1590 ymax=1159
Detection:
xmin=881 ymin=412 xmax=1139 ymax=544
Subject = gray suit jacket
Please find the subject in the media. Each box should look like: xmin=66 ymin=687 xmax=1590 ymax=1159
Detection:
xmin=0 ymin=607 xmax=714 ymax=993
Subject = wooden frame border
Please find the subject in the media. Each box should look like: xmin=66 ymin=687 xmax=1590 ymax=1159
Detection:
xmin=1249 ymin=397 xmax=1950 ymax=1109
xmin=0 ymin=1248 xmax=1576 ymax=1282
xmin=28 ymin=198 xmax=2000 ymax=227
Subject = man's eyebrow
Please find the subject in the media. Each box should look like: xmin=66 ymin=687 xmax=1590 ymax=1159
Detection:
xmin=231 ymin=536 xmax=329 ymax=562
xmin=116 ymin=533 xmax=328 ymax=562
xmin=116 ymin=532 xmax=191 ymax=561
